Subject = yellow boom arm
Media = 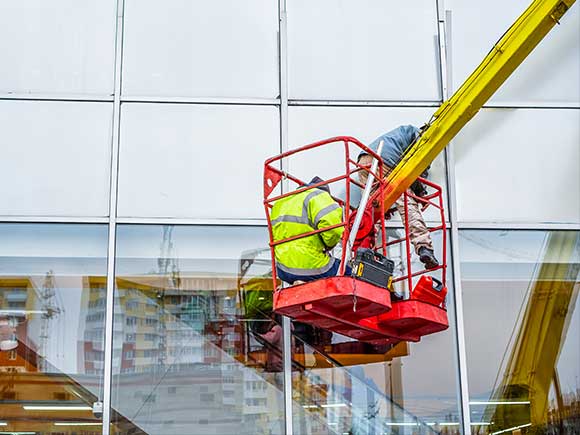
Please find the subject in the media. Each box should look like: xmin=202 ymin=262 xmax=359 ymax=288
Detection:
xmin=382 ymin=0 xmax=576 ymax=209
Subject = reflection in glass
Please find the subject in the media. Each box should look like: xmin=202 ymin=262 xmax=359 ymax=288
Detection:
xmin=292 ymin=230 xmax=461 ymax=434
xmin=461 ymin=230 xmax=580 ymax=434
xmin=111 ymin=225 xmax=285 ymax=434
xmin=0 ymin=224 xmax=108 ymax=434
xmin=293 ymin=339 xmax=459 ymax=435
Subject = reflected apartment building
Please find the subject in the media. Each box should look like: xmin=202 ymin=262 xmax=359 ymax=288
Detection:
xmin=94 ymin=267 xmax=286 ymax=433
xmin=0 ymin=273 xmax=104 ymax=434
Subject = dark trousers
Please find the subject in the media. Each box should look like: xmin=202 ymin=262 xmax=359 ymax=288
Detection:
xmin=276 ymin=259 xmax=352 ymax=285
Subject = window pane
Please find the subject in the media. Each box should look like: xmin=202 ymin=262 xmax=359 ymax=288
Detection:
xmin=0 ymin=224 xmax=108 ymax=433
xmin=122 ymin=0 xmax=278 ymax=98
xmin=288 ymin=0 xmax=440 ymax=101
xmin=448 ymin=0 xmax=580 ymax=105
xmin=460 ymin=230 xmax=580 ymax=434
xmin=117 ymin=103 xmax=279 ymax=219
xmin=0 ymin=0 xmax=116 ymax=96
xmin=454 ymin=109 xmax=580 ymax=224
xmin=0 ymin=101 xmax=113 ymax=217
xmin=288 ymin=106 xmax=449 ymax=223
xmin=292 ymin=231 xmax=462 ymax=433
xmin=112 ymin=225 xmax=284 ymax=434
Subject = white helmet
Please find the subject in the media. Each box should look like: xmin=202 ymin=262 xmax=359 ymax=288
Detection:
xmin=0 ymin=339 xmax=18 ymax=351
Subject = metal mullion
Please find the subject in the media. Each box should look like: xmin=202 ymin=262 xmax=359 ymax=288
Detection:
xmin=279 ymin=3 xmax=289 ymax=160
xmin=457 ymin=221 xmax=580 ymax=231
xmin=102 ymin=1 xmax=125 ymax=434
xmin=483 ymin=101 xmax=580 ymax=109
xmin=437 ymin=3 xmax=471 ymax=434
xmin=288 ymin=99 xmax=441 ymax=107
xmin=0 ymin=93 xmax=114 ymax=102
xmin=115 ymin=217 xmax=268 ymax=226
xmin=120 ymin=95 xmax=280 ymax=106
xmin=285 ymin=100 xmax=580 ymax=110
xmin=0 ymin=216 xmax=109 ymax=223
xmin=278 ymin=1 xmax=293 ymax=434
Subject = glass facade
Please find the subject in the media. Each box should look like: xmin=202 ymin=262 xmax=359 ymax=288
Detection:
xmin=111 ymin=225 xmax=284 ymax=434
xmin=0 ymin=1 xmax=578 ymax=434
xmin=0 ymin=224 xmax=108 ymax=433
xmin=461 ymin=230 xmax=580 ymax=434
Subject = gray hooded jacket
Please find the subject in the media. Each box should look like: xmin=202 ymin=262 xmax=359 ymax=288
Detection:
xmin=360 ymin=125 xmax=420 ymax=168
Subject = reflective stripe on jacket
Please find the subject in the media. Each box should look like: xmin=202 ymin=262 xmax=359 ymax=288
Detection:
xmin=271 ymin=188 xmax=344 ymax=276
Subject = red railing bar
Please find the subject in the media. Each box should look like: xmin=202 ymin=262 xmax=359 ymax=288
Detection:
xmin=264 ymin=136 xmax=378 ymax=166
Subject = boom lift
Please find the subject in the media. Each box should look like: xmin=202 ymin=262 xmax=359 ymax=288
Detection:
xmin=380 ymin=0 xmax=576 ymax=209
xmin=264 ymin=138 xmax=449 ymax=344
xmin=263 ymin=0 xmax=576 ymax=343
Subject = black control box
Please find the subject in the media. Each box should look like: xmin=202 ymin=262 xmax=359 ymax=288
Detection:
xmin=351 ymin=248 xmax=395 ymax=289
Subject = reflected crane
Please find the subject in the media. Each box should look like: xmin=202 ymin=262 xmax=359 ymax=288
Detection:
xmin=156 ymin=226 xmax=182 ymax=369
xmin=38 ymin=270 xmax=64 ymax=371
xmin=483 ymin=232 xmax=580 ymax=433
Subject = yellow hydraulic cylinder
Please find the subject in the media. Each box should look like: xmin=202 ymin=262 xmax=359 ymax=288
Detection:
xmin=381 ymin=0 xmax=576 ymax=209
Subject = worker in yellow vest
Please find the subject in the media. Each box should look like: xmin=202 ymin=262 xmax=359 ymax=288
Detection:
xmin=271 ymin=177 xmax=349 ymax=285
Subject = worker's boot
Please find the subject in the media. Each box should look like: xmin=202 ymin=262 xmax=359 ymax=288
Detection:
xmin=418 ymin=247 xmax=439 ymax=270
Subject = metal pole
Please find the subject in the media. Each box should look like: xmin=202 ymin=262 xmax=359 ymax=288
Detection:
xmin=102 ymin=0 xmax=125 ymax=433
xmin=282 ymin=313 xmax=293 ymax=434
xmin=437 ymin=2 xmax=472 ymax=433
xmin=278 ymin=1 xmax=293 ymax=434
xmin=344 ymin=140 xmax=384 ymax=263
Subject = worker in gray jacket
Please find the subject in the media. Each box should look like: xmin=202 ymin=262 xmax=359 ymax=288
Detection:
xmin=358 ymin=125 xmax=439 ymax=269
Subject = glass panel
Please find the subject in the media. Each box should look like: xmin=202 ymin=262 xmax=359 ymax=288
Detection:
xmin=448 ymin=0 xmax=580 ymax=104
xmin=0 ymin=0 xmax=116 ymax=96
xmin=0 ymin=224 xmax=108 ymax=433
xmin=288 ymin=0 xmax=440 ymax=101
xmin=0 ymin=101 xmax=113 ymax=217
xmin=117 ymin=103 xmax=279 ymax=219
xmin=292 ymin=231 xmax=462 ymax=434
xmin=454 ymin=108 xmax=580 ymax=224
xmin=288 ymin=106 xmax=449 ymax=223
xmin=460 ymin=230 xmax=580 ymax=434
xmin=293 ymin=339 xmax=459 ymax=435
xmin=122 ymin=0 xmax=278 ymax=98
xmin=111 ymin=225 xmax=285 ymax=434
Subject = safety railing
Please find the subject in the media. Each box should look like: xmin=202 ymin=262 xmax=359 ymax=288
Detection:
xmin=263 ymin=136 xmax=447 ymax=301
xmin=385 ymin=176 xmax=447 ymax=303
xmin=263 ymin=136 xmax=387 ymax=284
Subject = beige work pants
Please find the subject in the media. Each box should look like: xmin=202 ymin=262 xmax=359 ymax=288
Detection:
xmin=358 ymin=154 xmax=433 ymax=254
xmin=394 ymin=190 xmax=433 ymax=254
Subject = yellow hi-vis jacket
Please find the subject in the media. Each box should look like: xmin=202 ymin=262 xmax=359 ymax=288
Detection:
xmin=271 ymin=187 xmax=344 ymax=276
